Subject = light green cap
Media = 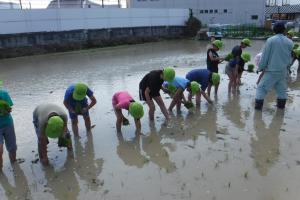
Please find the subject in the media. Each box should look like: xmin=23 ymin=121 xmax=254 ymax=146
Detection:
xmin=45 ymin=116 xmax=64 ymax=138
xmin=212 ymin=40 xmax=223 ymax=49
xmin=167 ymin=84 xmax=177 ymax=94
xmin=241 ymin=38 xmax=251 ymax=47
xmin=190 ymin=81 xmax=200 ymax=95
xmin=129 ymin=102 xmax=144 ymax=119
xmin=241 ymin=52 xmax=251 ymax=62
xmin=211 ymin=73 xmax=220 ymax=86
xmin=73 ymin=82 xmax=88 ymax=101
xmin=288 ymin=30 xmax=295 ymax=37
xmin=163 ymin=67 xmax=175 ymax=82
xmin=293 ymin=48 xmax=300 ymax=57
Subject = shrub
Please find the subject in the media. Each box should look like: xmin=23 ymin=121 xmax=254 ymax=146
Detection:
xmin=184 ymin=9 xmax=202 ymax=37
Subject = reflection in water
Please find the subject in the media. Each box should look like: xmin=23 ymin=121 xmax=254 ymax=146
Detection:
xmin=44 ymin=152 xmax=80 ymax=200
xmin=223 ymin=94 xmax=246 ymax=130
xmin=74 ymin=135 xmax=103 ymax=191
xmin=251 ymin=110 xmax=284 ymax=176
xmin=0 ymin=164 xmax=31 ymax=199
xmin=142 ymin=123 xmax=176 ymax=173
xmin=197 ymin=107 xmax=218 ymax=143
xmin=117 ymin=133 xmax=147 ymax=168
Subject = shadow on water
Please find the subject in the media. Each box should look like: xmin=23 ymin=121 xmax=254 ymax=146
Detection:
xmin=73 ymin=134 xmax=104 ymax=191
xmin=43 ymin=151 xmax=80 ymax=200
xmin=116 ymin=133 xmax=148 ymax=168
xmin=222 ymin=94 xmax=246 ymax=130
xmin=250 ymin=110 xmax=284 ymax=176
xmin=142 ymin=122 xmax=176 ymax=173
xmin=0 ymin=164 xmax=31 ymax=200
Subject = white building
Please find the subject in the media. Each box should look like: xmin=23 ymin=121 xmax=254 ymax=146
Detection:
xmin=0 ymin=1 xmax=21 ymax=9
xmin=47 ymin=0 xmax=120 ymax=8
xmin=126 ymin=0 xmax=266 ymax=26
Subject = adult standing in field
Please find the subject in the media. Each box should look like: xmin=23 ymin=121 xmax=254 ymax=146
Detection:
xmin=139 ymin=67 xmax=175 ymax=121
xmin=33 ymin=103 xmax=70 ymax=165
xmin=206 ymin=40 xmax=224 ymax=96
xmin=231 ymin=38 xmax=251 ymax=85
xmin=255 ymin=22 xmax=293 ymax=110
xmin=0 ymin=81 xmax=17 ymax=170
xmin=64 ymin=82 xmax=97 ymax=137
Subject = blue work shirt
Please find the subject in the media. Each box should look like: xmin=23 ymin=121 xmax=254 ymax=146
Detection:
xmin=259 ymin=34 xmax=293 ymax=72
xmin=186 ymin=69 xmax=211 ymax=91
xmin=64 ymin=85 xmax=93 ymax=109
xmin=163 ymin=76 xmax=190 ymax=90
xmin=0 ymin=90 xmax=13 ymax=128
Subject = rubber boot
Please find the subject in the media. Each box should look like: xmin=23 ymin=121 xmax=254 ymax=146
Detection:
xmin=277 ymin=99 xmax=286 ymax=109
xmin=255 ymin=99 xmax=264 ymax=110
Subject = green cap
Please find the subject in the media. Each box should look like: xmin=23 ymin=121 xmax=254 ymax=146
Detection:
xmin=241 ymin=38 xmax=251 ymax=47
xmin=163 ymin=67 xmax=175 ymax=82
xmin=241 ymin=52 xmax=251 ymax=62
xmin=0 ymin=80 xmax=3 ymax=88
xmin=45 ymin=116 xmax=64 ymax=138
xmin=212 ymin=40 xmax=223 ymax=49
xmin=293 ymin=43 xmax=299 ymax=50
xmin=129 ymin=102 xmax=144 ymax=119
xmin=167 ymin=84 xmax=177 ymax=94
xmin=73 ymin=82 xmax=88 ymax=101
xmin=248 ymin=64 xmax=255 ymax=72
xmin=293 ymin=48 xmax=300 ymax=57
xmin=0 ymin=100 xmax=10 ymax=116
xmin=211 ymin=73 xmax=220 ymax=86
xmin=190 ymin=81 xmax=200 ymax=95
xmin=288 ymin=30 xmax=295 ymax=37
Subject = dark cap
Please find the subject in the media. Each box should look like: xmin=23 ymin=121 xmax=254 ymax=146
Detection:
xmin=273 ymin=21 xmax=286 ymax=34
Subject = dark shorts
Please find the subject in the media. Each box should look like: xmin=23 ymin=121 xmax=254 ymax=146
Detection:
xmin=69 ymin=109 xmax=89 ymax=120
xmin=139 ymin=87 xmax=160 ymax=101
xmin=0 ymin=123 xmax=17 ymax=152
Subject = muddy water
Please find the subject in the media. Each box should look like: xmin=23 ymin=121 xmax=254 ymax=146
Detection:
xmin=0 ymin=39 xmax=300 ymax=200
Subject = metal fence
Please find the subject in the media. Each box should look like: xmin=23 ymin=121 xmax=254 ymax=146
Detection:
xmin=0 ymin=0 xmax=126 ymax=9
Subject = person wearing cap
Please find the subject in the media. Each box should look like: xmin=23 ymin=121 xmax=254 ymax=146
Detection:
xmin=231 ymin=38 xmax=251 ymax=85
xmin=206 ymin=40 xmax=224 ymax=96
xmin=286 ymin=30 xmax=294 ymax=40
xmin=185 ymin=69 xmax=216 ymax=105
xmin=33 ymin=103 xmax=69 ymax=165
xmin=0 ymin=81 xmax=17 ymax=170
xmin=112 ymin=91 xmax=144 ymax=133
xmin=162 ymin=76 xmax=200 ymax=112
xmin=225 ymin=52 xmax=251 ymax=93
xmin=255 ymin=21 xmax=293 ymax=110
xmin=63 ymin=82 xmax=97 ymax=137
xmin=139 ymin=67 xmax=175 ymax=121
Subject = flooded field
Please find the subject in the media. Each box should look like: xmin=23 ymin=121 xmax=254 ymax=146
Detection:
xmin=0 ymin=39 xmax=300 ymax=200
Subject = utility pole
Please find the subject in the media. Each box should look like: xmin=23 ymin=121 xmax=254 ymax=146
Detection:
xmin=19 ymin=0 xmax=22 ymax=9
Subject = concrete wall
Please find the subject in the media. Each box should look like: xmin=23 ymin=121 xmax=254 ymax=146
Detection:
xmin=0 ymin=8 xmax=188 ymax=34
xmin=0 ymin=8 xmax=188 ymax=59
xmin=126 ymin=0 xmax=266 ymax=26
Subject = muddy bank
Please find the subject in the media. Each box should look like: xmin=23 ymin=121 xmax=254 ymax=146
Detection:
xmin=0 ymin=39 xmax=300 ymax=200
xmin=0 ymin=26 xmax=185 ymax=59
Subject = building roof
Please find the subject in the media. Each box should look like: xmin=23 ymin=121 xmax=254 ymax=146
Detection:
xmin=266 ymin=4 xmax=300 ymax=14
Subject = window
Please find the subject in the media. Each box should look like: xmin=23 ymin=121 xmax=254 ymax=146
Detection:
xmin=224 ymin=9 xmax=227 ymax=13
xmin=205 ymin=10 xmax=208 ymax=13
xmin=214 ymin=9 xmax=218 ymax=13
xmin=200 ymin=10 xmax=203 ymax=14
xmin=209 ymin=9 xmax=213 ymax=13
xmin=251 ymin=15 xmax=258 ymax=20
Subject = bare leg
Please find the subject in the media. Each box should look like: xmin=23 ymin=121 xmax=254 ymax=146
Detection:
xmin=195 ymin=92 xmax=201 ymax=106
xmin=214 ymin=83 xmax=219 ymax=95
xmin=134 ymin=119 xmax=141 ymax=133
xmin=153 ymin=96 xmax=169 ymax=120
xmin=0 ymin=144 xmax=3 ymax=170
xmin=71 ymin=118 xmax=79 ymax=137
xmin=84 ymin=116 xmax=92 ymax=133
xmin=207 ymin=85 xmax=212 ymax=97
xmin=114 ymin=108 xmax=123 ymax=133
xmin=146 ymin=99 xmax=156 ymax=121
xmin=9 ymin=151 xmax=16 ymax=163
